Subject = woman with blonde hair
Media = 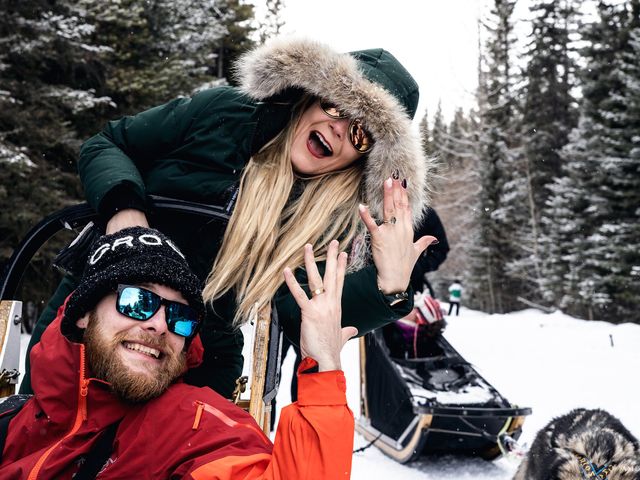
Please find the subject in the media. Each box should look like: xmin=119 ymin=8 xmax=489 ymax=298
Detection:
xmin=22 ymin=38 xmax=437 ymax=397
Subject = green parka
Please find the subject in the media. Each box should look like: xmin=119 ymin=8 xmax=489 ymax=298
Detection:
xmin=23 ymin=39 xmax=434 ymax=397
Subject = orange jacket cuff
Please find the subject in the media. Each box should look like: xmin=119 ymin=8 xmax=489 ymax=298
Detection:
xmin=296 ymin=357 xmax=347 ymax=406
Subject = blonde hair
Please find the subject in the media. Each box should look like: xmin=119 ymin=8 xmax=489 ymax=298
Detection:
xmin=203 ymin=99 xmax=365 ymax=327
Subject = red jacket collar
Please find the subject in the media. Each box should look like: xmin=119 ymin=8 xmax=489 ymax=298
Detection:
xmin=30 ymin=312 xmax=128 ymax=429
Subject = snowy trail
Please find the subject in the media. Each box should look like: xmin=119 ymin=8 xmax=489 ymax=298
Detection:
xmin=276 ymin=307 xmax=640 ymax=479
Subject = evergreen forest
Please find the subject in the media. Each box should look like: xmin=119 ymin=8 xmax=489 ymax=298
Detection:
xmin=1 ymin=0 xmax=637 ymax=325
xmin=0 ymin=0 xmax=281 ymax=320
xmin=425 ymin=0 xmax=640 ymax=323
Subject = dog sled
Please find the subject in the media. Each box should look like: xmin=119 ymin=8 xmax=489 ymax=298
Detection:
xmin=0 ymin=197 xmax=282 ymax=433
xmin=356 ymin=300 xmax=532 ymax=463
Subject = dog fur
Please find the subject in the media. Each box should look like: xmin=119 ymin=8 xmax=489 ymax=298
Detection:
xmin=513 ymin=409 xmax=640 ymax=480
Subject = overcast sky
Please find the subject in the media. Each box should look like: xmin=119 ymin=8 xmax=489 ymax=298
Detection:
xmin=274 ymin=0 xmax=488 ymax=124
xmin=255 ymin=1 xmax=615 ymax=124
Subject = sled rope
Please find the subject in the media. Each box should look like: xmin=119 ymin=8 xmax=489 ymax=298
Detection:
xmin=459 ymin=416 xmax=498 ymax=442
xmin=352 ymin=431 xmax=383 ymax=454
xmin=353 ymin=396 xmax=415 ymax=454
xmin=458 ymin=416 xmax=526 ymax=459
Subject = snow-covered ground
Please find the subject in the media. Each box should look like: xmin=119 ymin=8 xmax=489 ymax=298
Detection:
xmin=276 ymin=306 xmax=640 ymax=479
xmin=18 ymin=306 xmax=640 ymax=479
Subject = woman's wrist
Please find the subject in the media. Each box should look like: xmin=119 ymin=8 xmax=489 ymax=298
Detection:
xmin=106 ymin=209 xmax=150 ymax=234
xmin=376 ymin=275 xmax=409 ymax=295
xmin=315 ymin=356 xmax=342 ymax=372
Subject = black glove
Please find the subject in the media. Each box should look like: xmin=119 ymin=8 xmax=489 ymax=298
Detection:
xmin=53 ymin=222 xmax=104 ymax=277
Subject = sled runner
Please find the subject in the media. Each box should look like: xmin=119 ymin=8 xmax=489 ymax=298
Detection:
xmin=0 ymin=197 xmax=282 ymax=434
xmin=356 ymin=320 xmax=531 ymax=463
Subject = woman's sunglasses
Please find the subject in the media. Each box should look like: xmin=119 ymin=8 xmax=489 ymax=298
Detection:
xmin=320 ymin=101 xmax=374 ymax=153
xmin=116 ymin=285 xmax=201 ymax=338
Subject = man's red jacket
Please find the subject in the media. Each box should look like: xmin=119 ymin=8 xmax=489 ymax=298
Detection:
xmin=0 ymin=305 xmax=354 ymax=479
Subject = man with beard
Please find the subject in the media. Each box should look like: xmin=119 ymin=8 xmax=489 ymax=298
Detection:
xmin=0 ymin=227 xmax=355 ymax=479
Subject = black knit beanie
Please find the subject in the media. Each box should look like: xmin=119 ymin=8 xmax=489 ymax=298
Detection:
xmin=64 ymin=227 xmax=204 ymax=327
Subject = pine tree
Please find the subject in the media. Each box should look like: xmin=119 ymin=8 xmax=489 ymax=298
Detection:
xmin=256 ymin=0 xmax=285 ymax=44
xmin=0 ymin=145 xmax=75 ymax=302
xmin=212 ymin=0 xmax=256 ymax=83
xmin=429 ymin=107 xmax=482 ymax=298
xmin=418 ymin=109 xmax=433 ymax=158
xmin=82 ymin=0 xmax=235 ymax=111
xmin=467 ymin=0 xmax=518 ymax=313
xmin=0 ymin=0 xmax=257 ymax=305
xmin=507 ymin=0 xmax=581 ymax=304
xmin=444 ymin=108 xmax=475 ymax=170
xmin=0 ymin=0 xmax=105 ymax=248
xmin=544 ymin=1 xmax=640 ymax=322
xmin=0 ymin=0 xmax=114 ymax=171
xmin=431 ymin=101 xmax=446 ymax=160
xmin=615 ymin=3 xmax=640 ymax=319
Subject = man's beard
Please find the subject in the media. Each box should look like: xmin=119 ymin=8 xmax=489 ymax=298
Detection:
xmin=84 ymin=312 xmax=187 ymax=403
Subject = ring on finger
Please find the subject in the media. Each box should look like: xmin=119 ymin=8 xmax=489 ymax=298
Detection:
xmin=311 ymin=287 xmax=325 ymax=297
xmin=382 ymin=216 xmax=397 ymax=225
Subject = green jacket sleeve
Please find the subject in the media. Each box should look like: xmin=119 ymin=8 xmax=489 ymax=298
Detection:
xmin=80 ymin=96 xmax=190 ymax=216
xmin=275 ymin=264 xmax=413 ymax=345
xmin=78 ymin=87 xmax=253 ymax=219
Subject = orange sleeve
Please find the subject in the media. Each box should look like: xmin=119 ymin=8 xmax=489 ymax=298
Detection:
xmin=189 ymin=358 xmax=354 ymax=480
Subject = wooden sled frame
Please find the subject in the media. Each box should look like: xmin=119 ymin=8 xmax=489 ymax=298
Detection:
xmin=0 ymin=196 xmax=281 ymax=434
xmin=357 ymin=336 xmax=434 ymax=463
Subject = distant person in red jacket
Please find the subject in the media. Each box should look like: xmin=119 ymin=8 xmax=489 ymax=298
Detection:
xmin=0 ymin=227 xmax=355 ymax=479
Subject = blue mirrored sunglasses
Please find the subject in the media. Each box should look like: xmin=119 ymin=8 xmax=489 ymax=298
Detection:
xmin=116 ymin=285 xmax=201 ymax=338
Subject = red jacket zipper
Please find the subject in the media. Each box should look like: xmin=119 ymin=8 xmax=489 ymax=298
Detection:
xmin=27 ymin=344 xmax=89 ymax=480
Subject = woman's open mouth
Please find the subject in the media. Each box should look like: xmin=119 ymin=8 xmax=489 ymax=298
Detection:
xmin=307 ymin=131 xmax=333 ymax=158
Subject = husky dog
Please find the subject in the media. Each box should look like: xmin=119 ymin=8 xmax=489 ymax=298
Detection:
xmin=513 ymin=409 xmax=640 ymax=480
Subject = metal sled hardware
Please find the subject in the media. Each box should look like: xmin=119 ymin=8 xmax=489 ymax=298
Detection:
xmin=356 ymin=330 xmax=532 ymax=463
xmin=0 ymin=196 xmax=282 ymax=434
xmin=0 ymin=301 xmax=22 ymax=398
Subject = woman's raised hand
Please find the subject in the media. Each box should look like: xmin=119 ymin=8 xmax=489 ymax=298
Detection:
xmin=283 ymin=240 xmax=358 ymax=372
xmin=358 ymin=175 xmax=437 ymax=295
xmin=106 ymin=209 xmax=150 ymax=234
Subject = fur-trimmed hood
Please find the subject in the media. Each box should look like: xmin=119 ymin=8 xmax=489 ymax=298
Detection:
xmin=235 ymin=37 xmax=432 ymax=227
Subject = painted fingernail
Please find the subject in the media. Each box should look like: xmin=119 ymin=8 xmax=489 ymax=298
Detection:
xmin=359 ymin=203 xmax=367 ymax=211
xmin=392 ymin=168 xmax=400 ymax=180
xmin=385 ymin=177 xmax=393 ymax=188
xmin=431 ymin=239 xmax=440 ymax=245
xmin=401 ymin=179 xmax=407 ymax=189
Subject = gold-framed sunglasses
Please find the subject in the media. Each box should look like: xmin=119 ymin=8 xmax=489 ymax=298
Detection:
xmin=320 ymin=101 xmax=374 ymax=153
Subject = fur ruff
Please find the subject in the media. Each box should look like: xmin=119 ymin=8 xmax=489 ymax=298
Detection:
xmin=235 ymin=37 xmax=432 ymax=229
xmin=513 ymin=409 xmax=640 ymax=480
